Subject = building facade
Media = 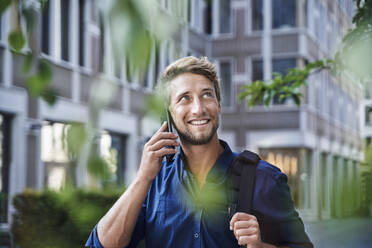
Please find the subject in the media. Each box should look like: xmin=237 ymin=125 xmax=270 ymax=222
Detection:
xmin=0 ymin=0 xmax=363 ymax=241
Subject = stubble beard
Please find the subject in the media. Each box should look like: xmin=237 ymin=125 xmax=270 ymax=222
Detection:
xmin=174 ymin=118 xmax=219 ymax=145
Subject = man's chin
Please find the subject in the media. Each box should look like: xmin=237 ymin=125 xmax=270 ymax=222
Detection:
xmin=179 ymin=132 xmax=216 ymax=146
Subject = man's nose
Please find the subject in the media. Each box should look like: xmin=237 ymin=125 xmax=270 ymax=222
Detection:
xmin=190 ymin=98 xmax=205 ymax=115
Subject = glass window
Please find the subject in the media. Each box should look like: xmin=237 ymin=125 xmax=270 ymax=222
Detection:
xmin=321 ymin=153 xmax=328 ymax=210
xmin=252 ymin=60 xmax=263 ymax=81
xmin=79 ymin=0 xmax=85 ymax=67
xmin=0 ymin=13 xmax=3 ymax=40
xmin=304 ymin=150 xmax=313 ymax=209
xmin=272 ymin=58 xmax=296 ymax=76
xmin=100 ymin=132 xmax=127 ymax=186
xmin=187 ymin=0 xmax=191 ymax=23
xmin=0 ymin=113 xmax=11 ymax=223
xmin=41 ymin=121 xmax=128 ymax=189
xmin=154 ymin=42 xmax=160 ymax=86
xmin=219 ymin=0 xmax=231 ymax=34
xmin=99 ymin=12 xmax=105 ymax=73
xmin=272 ymin=0 xmax=296 ymax=29
xmin=220 ymin=61 xmax=232 ymax=107
xmin=60 ymin=0 xmax=70 ymax=61
xmin=126 ymin=56 xmax=133 ymax=83
xmin=203 ymin=0 xmax=212 ymax=34
xmin=41 ymin=121 xmax=73 ymax=190
xmin=262 ymin=149 xmax=300 ymax=208
xmin=272 ymin=58 xmax=296 ymax=104
xmin=252 ymin=0 xmax=263 ymax=30
xmin=41 ymin=0 xmax=50 ymax=54
xmin=365 ymin=106 xmax=372 ymax=126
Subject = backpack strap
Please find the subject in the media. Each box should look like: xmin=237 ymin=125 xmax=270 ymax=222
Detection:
xmin=227 ymin=150 xmax=260 ymax=218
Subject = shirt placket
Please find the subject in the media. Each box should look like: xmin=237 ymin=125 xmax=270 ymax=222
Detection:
xmin=193 ymin=208 xmax=202 ymax=248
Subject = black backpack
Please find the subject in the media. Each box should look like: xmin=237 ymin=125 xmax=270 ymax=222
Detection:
xmin=227 ymin=150 xmax=261 ymax=219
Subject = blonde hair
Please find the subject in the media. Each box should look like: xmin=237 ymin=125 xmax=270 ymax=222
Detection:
xmin=157 ymin=56 xmax=221 ymax=105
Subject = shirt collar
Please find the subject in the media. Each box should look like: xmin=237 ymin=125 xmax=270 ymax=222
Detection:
xmin=176 ymin=139 xmax=236 ymax=185
xmin=206 ymin=140 xmax=236 ymax=183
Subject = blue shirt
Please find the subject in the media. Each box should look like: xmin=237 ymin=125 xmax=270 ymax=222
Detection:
xmin=86 ymin=140 xmax=313 ymax=248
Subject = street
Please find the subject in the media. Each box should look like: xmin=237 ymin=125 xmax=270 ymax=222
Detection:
xmin=304 ymin=217 xmax=372 ymax=248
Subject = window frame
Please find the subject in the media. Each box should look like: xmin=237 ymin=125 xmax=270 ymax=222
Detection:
xmin=218 ymin=58 xmax=235 ymax=112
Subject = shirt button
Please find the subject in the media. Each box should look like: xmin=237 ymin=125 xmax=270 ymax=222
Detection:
xmin=194 ymin=232 xmax=199 ymax=239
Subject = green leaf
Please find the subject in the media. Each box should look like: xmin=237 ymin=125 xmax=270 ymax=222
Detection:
xmin=66 ymin=123 xmax=87 ymax=155
xmin=38 ymin=59 xmax=53 ymax=81
xmin=40 ymin=0 xmax=49 ymax=10
xmin=41 ymin=88 xmax=57 ymax=105
xmin=26 ymin=75 xmax=45 ymax=96
xmin=0 ymin=0 xmax=12 ymax=15
xmin=292 ymin=94 xmax=301 ymax=106
xmin=87 ymin=154 xmax=112 ymax=182
xmin=22 ymin=52 xmax=34 ymax=74
xmin=8 ymin=29 xmax=26 ymax=52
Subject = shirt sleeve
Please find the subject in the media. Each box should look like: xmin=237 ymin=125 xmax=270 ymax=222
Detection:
xmin=85 ymin=225 xmax=103 ymax=248
xmin=85 ymin=203 xmax=146 ymax=248
xmin=257 ymin=172 xmax=313 ymax=248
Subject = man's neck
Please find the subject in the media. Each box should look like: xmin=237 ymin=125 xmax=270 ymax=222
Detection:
xmin=181 ymin=136 xmax=224 ymax=189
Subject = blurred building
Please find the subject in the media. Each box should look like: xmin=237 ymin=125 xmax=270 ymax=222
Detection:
xmin=361 ymin=82 xmax=372 ymax=214
xmin=0 ymin=0 xmax=363 ymax=242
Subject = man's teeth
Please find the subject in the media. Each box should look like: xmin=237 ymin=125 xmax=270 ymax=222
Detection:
xmin=190 ymin=120 xmax=208 ymax=125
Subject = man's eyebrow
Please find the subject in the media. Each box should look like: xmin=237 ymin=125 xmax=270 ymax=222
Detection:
xmin=201 ymin=88 xmax=214 ymax=92
xmin=175 ymin=91 xmax=190 ymax=99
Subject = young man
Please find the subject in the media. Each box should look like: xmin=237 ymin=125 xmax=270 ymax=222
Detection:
xmin=86 ymin=57 xmax=313 ymax=248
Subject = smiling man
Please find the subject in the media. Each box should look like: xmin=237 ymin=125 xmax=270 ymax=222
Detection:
xmin=86 ymin=57 xmax=313 ymax=248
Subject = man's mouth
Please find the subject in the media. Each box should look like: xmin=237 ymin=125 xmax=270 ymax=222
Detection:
xmin=188 ymin=119 xmax=210 ymax=126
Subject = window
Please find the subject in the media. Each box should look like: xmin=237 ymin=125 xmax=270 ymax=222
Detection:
xmin=252 ymin=60 xmax=263 ymax=82
xmin=252 ymin=0 xmax=263 ymax=30
xmin=100 ymin=132 xmax=127 ymax=186
xmin=303 ymin=150 xmax=313 ymax=209
xmin=272 ymin=0 xmax=296 ymax=29
xmin=263 ymin=149 xmax=300 ymax=208
xmin=0 ymin=113 xmax=11 ymax=223
xmin=220 ymin=61 xmax=232 ymax=107
xmin=60 ymin=0 xmax=70 ymax=61
xmin=367 ymin=137 xmax=372 ymax=147
xmin=79 ymin=0 xmax=85 ymax=67
xmin=187 ymin=0 xmax=191 ymax=23
xmin=41 ymin=121 xmax=74 ymax=190
xmin=219 ymin=0 xmax=231 ymax=34
xmin=272 ymin=58 xmax=296 ymax=104
xmin=365 ymin=106 xmax=372 ymax=126
xmin=99 ymin=12 xmax=105 ymax=73
xmin=41 ymin=0 xmax=50 ymax=54
xmin=126 ymin=56 xmax=134 ymax=83
xmin=203 ymin=0 xmax=212 ymax=34
xmin=321 ymin=153 xmax=328 ymax=210
xmin=154 ymin=42 xmax=160 ymax=85
xmin=0 ymin=13 xmax=3 ymax=41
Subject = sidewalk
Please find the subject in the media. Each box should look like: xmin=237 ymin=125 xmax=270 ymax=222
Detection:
xmin=304 ymin=217 xmax=372 ymax=248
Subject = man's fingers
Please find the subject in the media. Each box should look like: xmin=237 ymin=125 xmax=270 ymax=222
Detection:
xmin=237 ymin=235 xmax=257 ymax=246
xmin=147 ymin=128 xmax=178 ymax=146
xmin=230 ymin=212 xmax=256 ymax=229
xmin=234 ymin=226 xmax=258 ymax=237
xmin=149 ymin=139 xmax=179 ymax=151
xmin=233 ymin=220 xmax=258 ymax=230
xmin=147 ymin=122 xmax=168 ymax=145
xmin=155 ymin=147 xmax=177 ymax=157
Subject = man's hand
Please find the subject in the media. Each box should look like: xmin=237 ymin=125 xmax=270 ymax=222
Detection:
xmin=230 ymin=212 xmax=262 ymax=248
xmin=137 ymin=122 xmax=179 ymax=182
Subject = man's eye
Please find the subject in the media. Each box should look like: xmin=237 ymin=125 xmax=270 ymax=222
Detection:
xmin=180 ymin=95 xmax=190 ymax=101
xmin=204 ymin=92 xmax=213 ymax=98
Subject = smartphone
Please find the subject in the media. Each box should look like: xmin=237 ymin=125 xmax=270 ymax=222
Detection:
xmin=161 ymin=109 xmax=175 ymax=163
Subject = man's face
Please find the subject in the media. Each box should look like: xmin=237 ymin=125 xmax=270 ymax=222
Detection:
xmin=168 ymin=73 xmax=220 ymax=145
